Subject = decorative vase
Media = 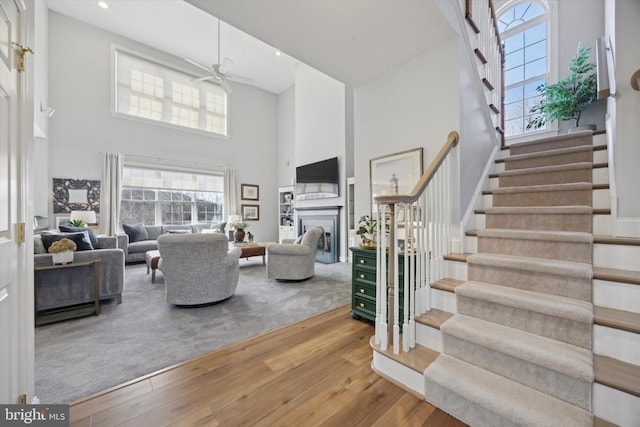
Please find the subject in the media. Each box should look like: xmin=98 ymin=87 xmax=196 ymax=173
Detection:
xmin=52 ymin=250 xmax=73 ymax=265
xmin=234 ymin=229 xmax=246 ymax=243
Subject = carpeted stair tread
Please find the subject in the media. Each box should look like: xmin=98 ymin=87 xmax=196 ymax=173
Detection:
xmin=505 ymin=145 xmax=594 ymax=163
xmin=442 ymin=314 xmax=593 ymax=381
xmin=425 ymin=354 xmax=593 ymax=427
xmin=456 ymin=281 xmax=593 ymax=324
xmin=475 ymin=228 xmax=593 ymax=244
xmin=489 ymin=182 xmax=593 ymax=195
xmin=497 ymin=162 xmax=593 ymax=178
xmin=468 ymin=253 xmax=593 ymax=280
xmin=594 ymin=306 xmax=640 ymax=335
xmin=508 ymin=130 xmax=594 ymax=155
xmin=484 ymin=206 xmax=594 ymax=215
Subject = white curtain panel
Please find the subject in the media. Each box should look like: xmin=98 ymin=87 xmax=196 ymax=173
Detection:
xmin=224 ymin=167 xmax=237 ymax=220
xmin=100 ymin=152 xmax=123 ymax=235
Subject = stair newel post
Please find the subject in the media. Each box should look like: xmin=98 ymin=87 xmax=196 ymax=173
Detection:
xmin=387 ymin=203 xmax=400 ymax=354
xmin=406 ymin=202 xmax=416 ymax=350
xmin=402 ymin=203 xmax=409 ymax=352
xmin=377 ymin=203 xmax=388 ymax=350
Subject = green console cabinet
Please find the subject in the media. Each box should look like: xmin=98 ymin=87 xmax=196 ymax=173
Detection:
xmin=350 ymin=247 xmax=407 ymax=322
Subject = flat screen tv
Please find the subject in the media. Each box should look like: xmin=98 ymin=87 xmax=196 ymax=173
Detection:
xmin=295 ymin=157 xmax=339 ymax=200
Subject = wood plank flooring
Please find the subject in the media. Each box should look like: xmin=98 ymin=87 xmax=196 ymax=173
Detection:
xmin=69 ymin=305 xmax=467 ymax=427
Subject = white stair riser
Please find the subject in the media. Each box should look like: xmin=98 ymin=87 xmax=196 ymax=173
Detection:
xmin=466 ymin=236 xmax=478 ymax=254
xmin=431 ymin=288 xmax=457 ymax=314
xmin=415 ymin=322 xmax=443 ymax=352
xmin=494 ymin=162 xmax=505 ymax=174
xmin=489 ymin=177 xmax=499 ymax=190
xmin=372 ymin=351 xmax=425 ymax=397
xmin=593 ymin=325 xmax=640 ymax=366
xmin=594 ymin=242 xmax=640 ymax=269
xmin=476 ymin=213 xmax=486 ymax=230
xmin=593 ymin=279 xmax=640 ymax=314
xmin=594 ymin=214 xmax=612 ymax=235
xmin=593 ymin=189 xmax=610 ymax=209
xmin=594 ymin=134 xmax=607 ymax=145
xmin=594 ymin=150 xmax=608 ymax=164
xmin=445 ymin=259 xmax=467 ymax=281
xmin=593 ymin=167 xmax=609 ymax=185
xmin=483 ymin=194 xmax=492 ymax=208
xmin=593 ymin=383 xmax=640 ymax=427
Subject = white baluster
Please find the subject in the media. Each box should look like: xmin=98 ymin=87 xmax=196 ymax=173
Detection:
xmin=379 ymin=204 xmax=388 ymax=351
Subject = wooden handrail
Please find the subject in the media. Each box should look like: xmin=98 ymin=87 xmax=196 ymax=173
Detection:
xmin=375 ymin=131 xmax=459 ymax=205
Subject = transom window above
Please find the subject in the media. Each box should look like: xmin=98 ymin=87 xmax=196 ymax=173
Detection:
xmin=114 ymin=50 xmax=228 ymax=137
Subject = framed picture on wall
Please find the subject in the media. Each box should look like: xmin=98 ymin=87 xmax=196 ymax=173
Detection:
xmin=241 ymin=184 xmax=259 ymax=201
xmin=369 ymin=147 xmax=423 ymax=214
xmin=241 ymin=204 xmax=260 ymax=221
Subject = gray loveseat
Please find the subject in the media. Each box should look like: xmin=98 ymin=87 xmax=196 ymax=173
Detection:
xmin=117 ymin=224 xmax=226 ymax=263
xmin=34 ymin=233 xmax=125 ymax=311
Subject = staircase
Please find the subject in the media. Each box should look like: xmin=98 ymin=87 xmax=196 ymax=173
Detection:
xmin=371 ymin=131 xmax=640 ymax=426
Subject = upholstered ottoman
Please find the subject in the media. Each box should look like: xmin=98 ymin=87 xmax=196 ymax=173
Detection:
xmin=145 ymin=250 xmax=161 ymax=283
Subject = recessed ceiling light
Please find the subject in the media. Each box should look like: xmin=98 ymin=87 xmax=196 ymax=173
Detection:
xmin=98 ymin=1 xmax=109 ymax=9
xmin=274 ymin=50 xmax=281 ymax=57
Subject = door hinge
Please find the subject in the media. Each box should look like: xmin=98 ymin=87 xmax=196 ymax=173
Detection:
xmin=18 ymin=394 xmax=26 ymax=404
xmin=16 ymin=222 xmax=25 ymax=243
xmin=12 ymin=43 xmax=34 ymax=72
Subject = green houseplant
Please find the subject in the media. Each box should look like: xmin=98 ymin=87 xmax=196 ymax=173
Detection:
xmin=356 ymin=215 xmax=377 ymax=248
xmin=526 ymin=44 xmax=597 ymax=131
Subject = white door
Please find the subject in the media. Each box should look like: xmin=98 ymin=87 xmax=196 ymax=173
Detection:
xmin=0 ymin=0 xmax=33 ymax=404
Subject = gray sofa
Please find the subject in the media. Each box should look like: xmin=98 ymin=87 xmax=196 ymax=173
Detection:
xmin=34 ymin=233 xmax=125 ymax=311
xmin=117 ymin=224 xmax=225 ymax=263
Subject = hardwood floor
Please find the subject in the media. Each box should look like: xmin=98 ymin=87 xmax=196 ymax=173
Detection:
xmin=70 ymin=305 xmax=467 ymax=426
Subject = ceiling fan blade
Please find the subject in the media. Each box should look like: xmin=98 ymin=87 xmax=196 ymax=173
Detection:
xmin=219 ymin=57 xmax=234 ymax=75
xmin=185 ymin=58 xmax=214 ymax=73
xmin=192 ymin=75 xmax=218 ymax=82
xmin=220 ymin=78 xmax=232 ymax=94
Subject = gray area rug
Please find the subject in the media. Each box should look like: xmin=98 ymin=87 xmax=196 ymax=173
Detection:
xmin=35 ymin=259 xmax=352 ymax=404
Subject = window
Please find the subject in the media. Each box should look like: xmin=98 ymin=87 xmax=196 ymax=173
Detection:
xmin=114 ymin=50 xmax=228 ymax=137
xmin=498 ymin=2 xmax=550 ymax=137
xmin=120 ymin=167 xmax=224 ymax=226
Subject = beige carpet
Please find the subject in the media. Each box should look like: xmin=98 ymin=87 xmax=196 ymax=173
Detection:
xmin=424 ymin=131 xmax=595 ymax=426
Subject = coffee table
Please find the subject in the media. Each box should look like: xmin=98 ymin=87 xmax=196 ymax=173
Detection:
xmin=234 ymin=243 xmax=266 ymax=265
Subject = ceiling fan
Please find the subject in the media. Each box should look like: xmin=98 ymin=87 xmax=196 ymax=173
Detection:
xmin=185 ymin=19 xmax=253 ymax=94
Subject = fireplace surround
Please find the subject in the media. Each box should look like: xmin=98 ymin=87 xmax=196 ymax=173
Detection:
xmin=296 ymin=207 xmax=341 ymax=264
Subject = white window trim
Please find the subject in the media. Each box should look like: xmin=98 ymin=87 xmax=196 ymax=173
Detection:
xmin=497 ymin=0 xmax=559 ymax=144
xmin=110 ymin=44 xmax=231 ymax=140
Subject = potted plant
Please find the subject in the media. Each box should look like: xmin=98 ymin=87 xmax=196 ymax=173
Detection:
xmin=68 ymin=219 xmax=86 ymax=227
xmin=356 ymin=215 xmax=377 ymax=248
xmin=526 ymin=44 xmax=598 ymax=132
xmin=48 ymin=238 xmax=77 ymax=265
xmin=231 ymin=219 xmax=249 ymax=242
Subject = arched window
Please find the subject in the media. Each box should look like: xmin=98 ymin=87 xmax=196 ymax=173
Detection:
xmin=498 ymin=1 xmax=551 ymax=137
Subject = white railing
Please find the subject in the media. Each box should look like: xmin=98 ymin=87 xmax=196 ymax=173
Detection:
xmin=374 ymin=131 xmax=459 ymax=354
xmin=465 ymin=0 xmax=504 ymax=143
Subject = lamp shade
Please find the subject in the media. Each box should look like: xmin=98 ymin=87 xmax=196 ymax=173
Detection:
xmin=70 ymin=210 xmax=97 ymax=225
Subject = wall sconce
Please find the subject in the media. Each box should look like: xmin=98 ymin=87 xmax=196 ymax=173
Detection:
xmin=70 ymin=210 xmax=97 ymax=225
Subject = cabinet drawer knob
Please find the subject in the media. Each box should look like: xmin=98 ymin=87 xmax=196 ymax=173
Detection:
xmin=360 ymin=303 xmax=365 ymax=308
xmin=359 ymin=288 xmax=365 ymax=293
xmin=360 ymin=274 xmax=365 ymax=279
xmin=359 ymin=259 xmax=365 ymax=264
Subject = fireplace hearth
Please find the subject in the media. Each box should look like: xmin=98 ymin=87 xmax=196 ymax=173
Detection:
xmin=296 ymin=207 xmax=341 ymax=264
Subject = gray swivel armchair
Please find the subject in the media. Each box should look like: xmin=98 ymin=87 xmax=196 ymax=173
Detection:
xmin=158 ymin=233 xmax=242 ymax=305
xmin=266 ymin=226 xmax=325 ymax=281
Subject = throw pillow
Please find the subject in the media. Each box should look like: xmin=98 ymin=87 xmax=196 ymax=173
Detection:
xmin=293 ymin=235 xmax=304 ymax=244
xmin=59 ymin=225 xmax=99 ymax=248
xmin=122 ymin=223 xmax=149 ymax=243
xmin=41 ymin=231 xmax=94 ymax=252
xmin=209 ymin=222 xmax=226 ymax=233
xmin=167 ymin=229 xmax=189 ymax=234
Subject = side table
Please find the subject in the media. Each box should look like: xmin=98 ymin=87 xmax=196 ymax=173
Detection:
xmin=34 ymin=260 xmax=100 ymax=326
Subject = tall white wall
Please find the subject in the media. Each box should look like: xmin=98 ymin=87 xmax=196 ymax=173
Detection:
xmin=354 ymin=36 xmax=460 ymax=222
xmin=278 ymin=85 xmax=295 ymax=187
xmin=32 ymin=1 xmax=49 ymax=222
xmin=47 ymin=11 xmax=279 ymax=241
xmin=607 ymin=0 xmax=640 ymax=234
xmin=293 ymin=63 xmax=346 ymax=258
